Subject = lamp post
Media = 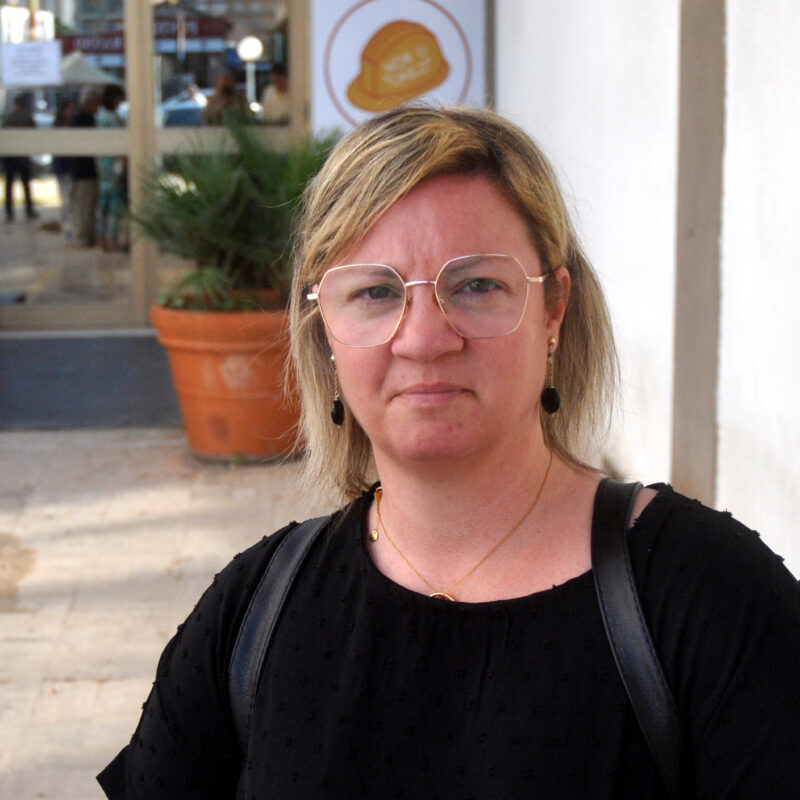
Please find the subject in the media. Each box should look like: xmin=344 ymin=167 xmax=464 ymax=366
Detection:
xmin=236 ymin=35 xmax=264 ymax=108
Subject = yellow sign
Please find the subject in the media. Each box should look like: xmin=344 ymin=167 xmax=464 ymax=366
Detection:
xmin=314 ymin=0 xmax=484 ymax=130
xmin=347 ymin=20 xmax=450 ymax=111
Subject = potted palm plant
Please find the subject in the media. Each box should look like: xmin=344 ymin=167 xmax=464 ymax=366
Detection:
xmin=134 ymin=123 xmax=337 ymax=459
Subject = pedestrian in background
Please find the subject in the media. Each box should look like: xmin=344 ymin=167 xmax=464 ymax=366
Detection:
xmin=2 ymin=93 xmax=38 ymax=223
xmin=260 ymin=64 xmax=289 ymax=124
xmin=52 ymin=98 xmax=76 ymax=240
xmin=203 ymin=72 xmax=248 ymax=125
xmin=96 ymin=84 xmax=127 ymax=251
xmin=69 ymin=88 xmax=100 ymax=247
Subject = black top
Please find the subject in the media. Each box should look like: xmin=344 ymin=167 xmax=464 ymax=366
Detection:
xmin=2 ymin=108 xmax=35 ymax=128
xmin=69 ymin=108 xmax=97 ymax=180
xmin=98 ymin=485 xmax=800 ymax=799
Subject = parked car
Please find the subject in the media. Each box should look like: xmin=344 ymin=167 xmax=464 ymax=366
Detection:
xmin=158 ymin=89 xmax=212 ymax=127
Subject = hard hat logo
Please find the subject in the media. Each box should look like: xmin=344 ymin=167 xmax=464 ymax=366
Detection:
xmin=347 ymin=20 xmax=450 ymax=112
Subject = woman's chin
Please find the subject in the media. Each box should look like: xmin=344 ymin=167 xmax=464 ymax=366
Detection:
xmin=378 ymin=422 xmax=487 ymax=467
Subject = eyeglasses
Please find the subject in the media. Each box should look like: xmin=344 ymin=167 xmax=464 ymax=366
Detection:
xmin=307 ymin=254 xmax=549 ymax=348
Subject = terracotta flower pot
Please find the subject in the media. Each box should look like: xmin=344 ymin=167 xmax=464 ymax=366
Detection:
xmin=150 ymin=304 xmax=300 ymax=460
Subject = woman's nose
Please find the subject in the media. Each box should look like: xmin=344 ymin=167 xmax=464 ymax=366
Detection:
xmin=390 ymin=284 xmax=464 ymax=360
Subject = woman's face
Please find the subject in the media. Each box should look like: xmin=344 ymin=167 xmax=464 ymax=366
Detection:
xmin=327 ymin=174 xmax=569 ymax=471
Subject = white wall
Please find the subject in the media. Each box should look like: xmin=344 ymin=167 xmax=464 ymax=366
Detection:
xmin=495 ymin=0 xmax=680 ymax=484
xmin=718 ymin=0 xmax=800 ymax=574
xmin=494 ymin=0 xmax=799 ymax=575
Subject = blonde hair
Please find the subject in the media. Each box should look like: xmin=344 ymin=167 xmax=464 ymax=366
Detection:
xmin=289 ymin=105 xmax=617 ymax=504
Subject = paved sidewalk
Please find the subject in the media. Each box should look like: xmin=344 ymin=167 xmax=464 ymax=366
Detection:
xmin=0 ymin=429 xmax=331 ymax=799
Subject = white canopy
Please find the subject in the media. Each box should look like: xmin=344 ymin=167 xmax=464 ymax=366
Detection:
xmin=60 ymin=51 xmax=122 ymax=86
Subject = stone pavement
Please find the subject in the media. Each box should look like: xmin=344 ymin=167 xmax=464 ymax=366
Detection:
xmin=0 ymin=429 xmax=331 ymax=799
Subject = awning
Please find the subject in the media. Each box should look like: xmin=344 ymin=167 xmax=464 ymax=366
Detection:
xmin=60 ymin=51 xmax=122 ymax=85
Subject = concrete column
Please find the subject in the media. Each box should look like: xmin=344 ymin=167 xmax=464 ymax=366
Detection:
xmin=125 ymin=0 xmax=159 ymax=324
xmin=484 ymin=0 xmax=496 ymax=106
xmin=671 ymin=0 xmax=726 ymax=503
xmin=288 ymin=0 xmax=310 ymax=135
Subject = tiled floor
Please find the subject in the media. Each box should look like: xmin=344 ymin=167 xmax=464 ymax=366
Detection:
xmin=0 ymin=429 xmax=331 ymax=799
xmin=0 ymin=176 xmax=187 ymax=307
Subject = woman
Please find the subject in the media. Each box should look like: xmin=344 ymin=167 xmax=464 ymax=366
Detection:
xmin=95 ymin=84 xmax=127 ymax=251
xmin=202 ymin=72 xmax=249 ymax=125
xmin=2 ymin=93 xmax=38 ymax=222
xmin=52 ymin=98 xmax=75 ymax=239
xmin=98 ymin=106 xmax=800 ymax=798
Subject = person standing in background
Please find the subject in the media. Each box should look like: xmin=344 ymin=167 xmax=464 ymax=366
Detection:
xmin=2 ymin=93 xmax=38 ymax=222
xmin=70 ymin=88 xmax=100 ymax=247
xmin=260 ymin=64 xmax=289 ymax=124
xmin=95 ymin=84 xmax=127 ymax=251
xmin=52 ymin=98 xmax=76 ymax=240
xmin=202 ymin=72 xmax=249 ymax=125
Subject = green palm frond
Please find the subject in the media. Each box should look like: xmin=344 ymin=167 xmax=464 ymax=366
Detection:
xmin=132 ymin=122 xmax=339 ymax=310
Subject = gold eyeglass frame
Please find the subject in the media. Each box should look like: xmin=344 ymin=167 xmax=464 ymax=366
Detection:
xmin=306 ymin=253 xmax=551 ymax=348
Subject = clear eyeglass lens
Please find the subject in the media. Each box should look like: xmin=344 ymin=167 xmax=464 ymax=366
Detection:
xmin=436 ymin=255 xmax=528 ymax=339
xmin=317 ymin=256 xmax=530 ymax=347
xmin=318 ymin=264 xmax=406 ymax=347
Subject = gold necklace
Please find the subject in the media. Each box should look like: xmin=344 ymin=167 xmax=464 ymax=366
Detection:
xmin=369 ymin=452 xmax=554 ymax=601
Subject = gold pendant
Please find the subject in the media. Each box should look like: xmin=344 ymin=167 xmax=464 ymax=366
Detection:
xmin=429 ymin=591 xmax=456 ymax=601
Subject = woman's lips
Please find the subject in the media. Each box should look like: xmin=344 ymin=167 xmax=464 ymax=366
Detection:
xmin=394 ymin=383 xmax=470 ymax=404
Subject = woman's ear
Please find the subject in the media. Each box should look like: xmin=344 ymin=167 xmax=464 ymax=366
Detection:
xmin=545 ymin=265 xmax=570 ymax=336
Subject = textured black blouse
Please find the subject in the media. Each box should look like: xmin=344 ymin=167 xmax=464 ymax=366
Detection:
xmin=98 ymin=485 xmax=800 ymax=799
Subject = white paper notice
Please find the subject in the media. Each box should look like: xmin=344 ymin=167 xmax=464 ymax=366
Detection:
xmin=1 ymin=41 xmax=63 ymax=88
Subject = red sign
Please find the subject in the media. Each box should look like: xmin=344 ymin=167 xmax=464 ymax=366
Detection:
xmin=154 ymin=17 xmax=228 ymax=39
xmin=60 ymin=16 xmax=228 ymax=55
xmin=61 ymin=32 xmax=124 ymax=54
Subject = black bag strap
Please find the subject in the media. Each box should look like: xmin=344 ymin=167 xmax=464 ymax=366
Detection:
xmin=229 ymin=514 xmax=331 ymax=751
xmin=591 ymin=477 xmax=683 ymax=799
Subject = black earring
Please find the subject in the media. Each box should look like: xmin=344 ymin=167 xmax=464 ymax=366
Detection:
xmin=330 ymin=355 xmax=344 ymax=426
xmin=541 ymin=337 xmax=561 ymax=415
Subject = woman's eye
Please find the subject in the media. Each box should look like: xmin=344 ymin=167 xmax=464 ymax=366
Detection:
xmin=352 ymin=284 xmax=402 ymax=301
xmin=458 ymin=278 xmax=502 ymax=294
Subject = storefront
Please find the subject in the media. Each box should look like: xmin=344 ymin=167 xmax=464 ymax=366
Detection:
xmin=0 ymin=0 xmax=305 ymax=330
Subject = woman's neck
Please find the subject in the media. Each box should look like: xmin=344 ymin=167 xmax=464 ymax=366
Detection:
xmin=368 ymin=430 xmax=584 ymax=597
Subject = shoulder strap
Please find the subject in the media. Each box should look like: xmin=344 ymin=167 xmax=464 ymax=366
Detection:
xmin=231 ymin=488 xmax=683 ymax=794
xmin=228 ymin=515 xmax=331 ymax=751
xmin=591 ymin=478 xmax=683 ymax=800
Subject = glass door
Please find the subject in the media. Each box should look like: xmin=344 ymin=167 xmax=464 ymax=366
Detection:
xmin=0 ymin=0 xmax=307 ymax=331
xmin=1 ymin=1 xmax=131 ymax=328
